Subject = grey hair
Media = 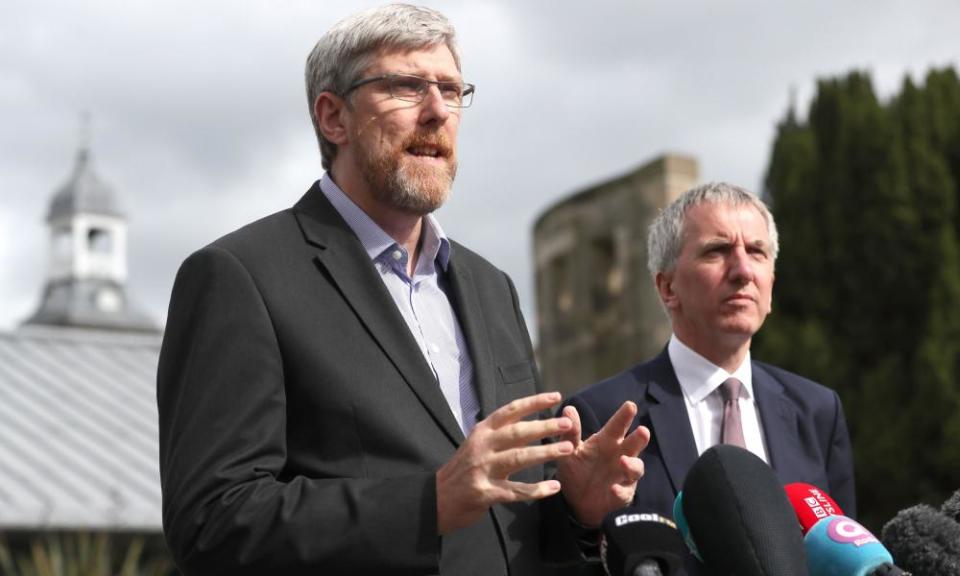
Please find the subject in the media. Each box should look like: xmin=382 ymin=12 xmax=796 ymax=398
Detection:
xmin=646 ymin=181 xmax=779 ymax=277
xmin=305 ymin=4 xmax=461 ymax=170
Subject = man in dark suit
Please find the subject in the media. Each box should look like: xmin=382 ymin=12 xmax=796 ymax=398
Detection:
xmin=157 ymin=4 xmax=648 ymax=575
xmin=563 ymin=182 xmax=856 ymax=572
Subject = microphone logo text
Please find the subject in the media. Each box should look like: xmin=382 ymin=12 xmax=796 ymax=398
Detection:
xmin=613 ymin=512 xmax=677 ymax=529
xmin=803 ymin=488 xmax=838 ymax=516
xmin=825 ymin=517 xmax=879 ymax=547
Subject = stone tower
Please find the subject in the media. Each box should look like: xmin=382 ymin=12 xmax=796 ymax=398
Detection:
xmin=23 ymin=132 xmax=157 ymax=333
xmin=533 ymin=153 xmax=698 ymax=396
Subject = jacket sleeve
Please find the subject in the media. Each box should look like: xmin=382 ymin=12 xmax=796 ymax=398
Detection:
xmin=157 ymin=246 xmax=440 ymax=575
xmin=825 ymin=391 xmax=857 ymax=519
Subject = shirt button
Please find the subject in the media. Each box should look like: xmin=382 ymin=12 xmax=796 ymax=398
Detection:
xmin=392 ymin=250 xmax=403 ymax=261
xmin=430 ymin=343 xmax=440 ymax=354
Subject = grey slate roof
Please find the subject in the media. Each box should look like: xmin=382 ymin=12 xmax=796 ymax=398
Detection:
xmin=0 ymin=326 xmax=162 ymax=531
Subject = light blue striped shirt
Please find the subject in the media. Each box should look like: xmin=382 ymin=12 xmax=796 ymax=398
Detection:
xmin=319 ymin=174 xmax=479 ymax=433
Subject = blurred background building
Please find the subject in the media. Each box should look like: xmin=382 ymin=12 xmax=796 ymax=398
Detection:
xmin=533 ymin=153 xmax=698 ymax=397
xmin=0 ymin=135 xmax=169 ymax=572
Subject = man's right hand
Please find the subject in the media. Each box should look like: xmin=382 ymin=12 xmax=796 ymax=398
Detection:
xmin=436 ymin=391 xmax=573 ymax=535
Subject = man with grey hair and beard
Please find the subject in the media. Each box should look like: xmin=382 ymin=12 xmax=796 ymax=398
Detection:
xmin=563 ymin=181 xmax=856 ymax=573
xmin=158 ymin=4 xmax=647 ymax=575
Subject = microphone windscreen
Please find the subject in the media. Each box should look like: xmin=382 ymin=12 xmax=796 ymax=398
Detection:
xmin=881 ymin=504 xmax=960 ymax=575
xmin=682 ymin=444 xmax=808 ymax=576
xmin=600 ymin=507 xmax=684 ymax=576
xmin=784 ymin=482 xmax=844 ymax=534
xmin=804 ymin=515 xmax=894 ymax=576
xmin=672 ymin=491 xmax=703 ymax=562
xmin=940 ymin=488 xmax=960 ymax=525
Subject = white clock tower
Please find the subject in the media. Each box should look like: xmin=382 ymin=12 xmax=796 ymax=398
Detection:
xmin=24 ymin=129 xmax=157 ymax=333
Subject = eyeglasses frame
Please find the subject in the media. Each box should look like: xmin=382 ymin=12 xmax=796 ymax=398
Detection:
xmin=343 ymin=73 xmax=476 ymax=108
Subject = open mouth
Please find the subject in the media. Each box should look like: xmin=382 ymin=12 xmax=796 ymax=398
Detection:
xmin=404 ymin=132 xmax=452 ymax=161
xmin=406 ymin=145 xmax=444 ymax=158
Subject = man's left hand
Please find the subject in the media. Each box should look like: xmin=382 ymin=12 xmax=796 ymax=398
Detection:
xmin=555 ymin=401 xmax=650 ymax=527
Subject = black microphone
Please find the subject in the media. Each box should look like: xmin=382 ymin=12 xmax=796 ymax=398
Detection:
xmin=600 ymin=507 xmax=685 ymax=576
xmin=682 ymin=444 xmax=809 ymax=575
xmin=881 ymin=503 xmax=960 ymax=575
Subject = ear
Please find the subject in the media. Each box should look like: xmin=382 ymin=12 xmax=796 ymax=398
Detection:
xmin=314 ymin=92 xmax=350 ymax=146
xmin=655 ymin=271 xmax=680 ymax=311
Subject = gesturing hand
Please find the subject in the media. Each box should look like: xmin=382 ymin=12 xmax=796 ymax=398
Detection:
xmin=556 ymin=401 xmax=650 ymax=527
xmin=436 ymin=392 xmax=574 ymax=535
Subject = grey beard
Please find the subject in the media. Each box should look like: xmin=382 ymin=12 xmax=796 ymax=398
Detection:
xmin=379 ymin=158 xmax=457 ymax=216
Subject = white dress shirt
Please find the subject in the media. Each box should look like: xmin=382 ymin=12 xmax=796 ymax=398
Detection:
xmin=667 ymin=334 xmax=769 ymax=462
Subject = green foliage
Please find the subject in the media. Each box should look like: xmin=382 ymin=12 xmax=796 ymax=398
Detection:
xmin=0 ymin=532 xmax=174 ymax=576
xmin=757 ymin=66 xmax=960 ymax=531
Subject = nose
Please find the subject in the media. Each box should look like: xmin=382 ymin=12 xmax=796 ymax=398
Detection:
xmin=728 ymin=246 xmax=755 ymax=283
xmin=418 ymin=84 xmax=451 ymax=124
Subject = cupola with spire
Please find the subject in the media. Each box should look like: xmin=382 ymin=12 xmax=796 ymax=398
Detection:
xmin=23 ymin=120 xmax=158 ymax=333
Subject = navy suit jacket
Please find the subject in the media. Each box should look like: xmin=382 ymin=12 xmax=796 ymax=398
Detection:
xmin=563 ymin=348 xmax=855 ymax=574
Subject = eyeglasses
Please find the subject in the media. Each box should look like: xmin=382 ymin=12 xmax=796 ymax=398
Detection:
xmin=345 ymin=73 xmax=475 ymax=108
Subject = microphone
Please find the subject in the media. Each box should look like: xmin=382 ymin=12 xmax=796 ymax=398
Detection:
xmin=783 ymin=483 xmax=910 ymax=575
xmin=671 ymin=491 xmax=703 ymax=562
xmin=682 ymin=444 xmax=809 ymax=575
xmin=804 ymin=514 xmax=910 ymax=576
xmin=939 ymin=488 xmax=960 ymax=524
xmin=784 ymin=482 xmax=844 ymax=534
xmin=600 ymin=507 xmax=685 ymax=576
xmin=881 ymin=504 xmax=960 ymax=575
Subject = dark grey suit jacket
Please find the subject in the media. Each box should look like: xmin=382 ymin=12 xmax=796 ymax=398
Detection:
xmin=157 ymin=182 xmax=574 ymax=575
xmin=563 ymin=349 xmax=856 ymax=575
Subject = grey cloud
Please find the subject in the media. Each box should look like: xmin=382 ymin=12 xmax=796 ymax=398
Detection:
xmin=1 ymin=0 xmax=958 ymax=333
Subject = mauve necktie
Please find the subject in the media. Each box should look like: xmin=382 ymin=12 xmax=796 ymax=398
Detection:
xmin=720 ymin=378 xmax=747 ymax=449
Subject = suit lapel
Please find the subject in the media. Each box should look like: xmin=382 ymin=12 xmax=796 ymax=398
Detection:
xmin=292 ymin=183 xmax=465 ymax=445
xmin=645 ymin=350 xmax=700 ymax=494
xmin=444 ymin=246 xmax=529 ymax=560
xmin=753 ymin=362 xmax=802 ymax=480
xmin=445 ymin=252 xmax=499 ymax=421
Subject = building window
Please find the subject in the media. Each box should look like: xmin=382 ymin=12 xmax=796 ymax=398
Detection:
xmin=549 ymin=254 xmax=574 ymax=318
xmin=88 ymin=228 xmax=112 ymax=254
xmin=590 ymin=235 xmax=623 ymax=313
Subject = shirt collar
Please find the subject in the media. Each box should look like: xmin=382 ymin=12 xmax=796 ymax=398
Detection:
xmin=319 ymin=173 xmax=451 ymax=272
xmin=420 ymin=212 xmax=452 ymax=272
xmin=667 ymin=334 xmax=754 ymax=404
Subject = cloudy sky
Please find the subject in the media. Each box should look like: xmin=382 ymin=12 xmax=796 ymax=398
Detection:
xmin=2 ymin=0 xmax=957 ymax=335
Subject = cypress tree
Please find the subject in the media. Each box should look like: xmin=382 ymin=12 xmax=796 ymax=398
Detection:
xmin=756 ymin=67 xmax=960 ymax=530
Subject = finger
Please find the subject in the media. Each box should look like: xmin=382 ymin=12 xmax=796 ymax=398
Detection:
xmin=620 ymin=424 xmax=651 ymax=457
xmin=491 ymin=478 xmax=562 ymax=503
xmin=489 ymin=416 xmax=573 ymax=450
xmin=558 ymin=405 xmax=583 ymax=447
xmin=484 ymin=392 xmax=563 ymax=429
xmin=610 ymin=482 xmax=637 ymax=506
xmin=617 ymin=455 xmax=645 ymax=484
xmin=598 ymin=400 xmax=638 ymax=441
xmin=489 ymin=441 xmax=573 ymax=477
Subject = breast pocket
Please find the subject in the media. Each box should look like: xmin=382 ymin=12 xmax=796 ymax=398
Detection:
xmin=497 ymin=361 xmax=537 ymax=405
xmin=499 ymin=361 xmax=535 ymax=385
